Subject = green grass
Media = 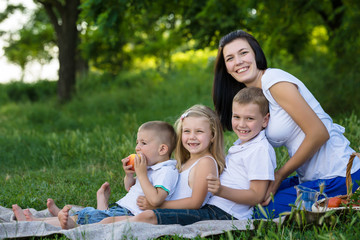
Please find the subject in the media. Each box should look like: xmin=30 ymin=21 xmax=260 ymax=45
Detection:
xmin=1 ymin=50 xmax=360 ymax=239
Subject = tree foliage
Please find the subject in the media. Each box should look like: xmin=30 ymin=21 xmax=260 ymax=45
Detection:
xmin=3 ymin=7 xmax=55 ymax=81
xmin=1 ymin=0 xmax=359 ymax=109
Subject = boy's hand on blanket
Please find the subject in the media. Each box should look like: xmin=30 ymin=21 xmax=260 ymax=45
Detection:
xmin=137 ymin=196 xmax=156 ymax=210
xmin=207 ymin=174 xmax=221 ymax=195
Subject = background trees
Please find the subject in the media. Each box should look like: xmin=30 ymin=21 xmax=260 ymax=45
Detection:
xmin=1 ymin=0 xmax=359 ymax=112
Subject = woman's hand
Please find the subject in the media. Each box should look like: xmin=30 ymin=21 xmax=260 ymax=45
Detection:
xmin=137 ymin=196 xmax=156 ymax=210
xmin=261 ymin=170 xmax=283 ymax=206
xmin=207 ymin=174 xmax=222 ymax=195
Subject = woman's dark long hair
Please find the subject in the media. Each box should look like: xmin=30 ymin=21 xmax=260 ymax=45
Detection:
xmin=212 ymin=30 xmax=268 ymax=131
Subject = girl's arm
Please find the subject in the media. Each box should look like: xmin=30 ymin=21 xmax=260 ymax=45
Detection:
xmin=207 ymin=174 xmax=270 ymax=205
xmin=160 ymin=157 xmax=217 ymax=209
xmin=265 ymin=82 xmax=329 ymax=199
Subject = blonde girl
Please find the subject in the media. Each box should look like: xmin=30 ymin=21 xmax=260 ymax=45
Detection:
xmin=98 ymin=104 xmax=226 ymax=225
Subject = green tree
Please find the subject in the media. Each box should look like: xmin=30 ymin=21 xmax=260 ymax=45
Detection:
xmin=1 ymin=0 xmax=83 ymax=102
xmin=3 ymin=7 xmax=55 ymax=82
xmin=78 ymin=0 xmax=129 ymax=73
xmin=79 ymin=0 xmax=188 ymax=73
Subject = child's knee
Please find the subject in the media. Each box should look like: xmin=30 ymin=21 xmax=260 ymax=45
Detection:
xmin=136 ymin=210 xmax=157 ymax=224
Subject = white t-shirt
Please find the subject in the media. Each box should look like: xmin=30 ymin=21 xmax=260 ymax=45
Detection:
xmin=208 ymin=130 xmax=276 ymax=220
xmin=262 ymin=68 xmax=360 ymax=182
xmin=116 ymin=159 xmax=178 ymax=215
xmin=170 ymin=156 xmax=218 ymax=207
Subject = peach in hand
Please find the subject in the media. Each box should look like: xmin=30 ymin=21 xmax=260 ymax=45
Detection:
xmin=127 ymin=154 xmax=140 ymax=171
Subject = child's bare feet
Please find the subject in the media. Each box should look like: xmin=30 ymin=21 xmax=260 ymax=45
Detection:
xmin=12 ymin=204 xmax=26 ymax=221
xmin=58 ymin=205 xmax=77 ymax=229
xmin=23 ymin=208 xmax=36 ymax=221
xmin=97 ymin=182 xmax=111 ymax=210
xmin=47 ymin=198 xmax=61 ymax=216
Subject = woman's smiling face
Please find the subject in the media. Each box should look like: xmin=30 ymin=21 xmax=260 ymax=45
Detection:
xmin=223 ymin=38 xmax=262 ymax=88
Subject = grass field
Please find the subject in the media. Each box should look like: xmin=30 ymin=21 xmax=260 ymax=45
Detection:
xmin=1 ymin=50 xmax=360 ymax=239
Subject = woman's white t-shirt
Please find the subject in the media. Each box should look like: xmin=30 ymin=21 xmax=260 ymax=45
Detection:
xmin=262 ymin=68 xmax=360 ymax=183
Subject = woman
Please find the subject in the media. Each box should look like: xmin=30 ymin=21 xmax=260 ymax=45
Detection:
xmin=213 ymin=29 xmax=360 ymax=218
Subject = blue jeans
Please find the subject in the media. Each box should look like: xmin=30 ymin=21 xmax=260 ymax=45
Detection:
xmin=254 ymin=168 xmax=360 ymax=219
xmin=153 ymin=204 xmax=236 ymax=225
xmin=74 ymin=204 xmax=134 ymax=225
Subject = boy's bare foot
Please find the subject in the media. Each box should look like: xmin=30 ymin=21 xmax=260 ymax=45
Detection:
xmin=97 ymin=182 xmax=111 ymax=210
xmin=12 ymin=204 xmax=26 ymax=221
xmin=47 ymin=198 xmax=61 ymax=216
xmin=23 ymin=208 xmax=38 ymax=221
xmin=58 ymin=205 xmax=77 ymax=229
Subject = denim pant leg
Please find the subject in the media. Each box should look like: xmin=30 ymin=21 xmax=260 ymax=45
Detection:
xmin=154 ymin=204 xmax=235 ymax=226
xmin=75 ymin=205 xmax=133 ymax=225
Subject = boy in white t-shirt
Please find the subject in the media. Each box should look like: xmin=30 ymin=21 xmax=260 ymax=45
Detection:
xmin=12 ymin=121 xmax=179 ymax=229
xmin=206 ymin=86 xmax=276 ymax=220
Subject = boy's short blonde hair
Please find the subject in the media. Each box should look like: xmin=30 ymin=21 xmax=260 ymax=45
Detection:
xmin=139 ymin=121 xmax=176 ymax=158
xmin=233 ymin=87 xmax=269 ymax=116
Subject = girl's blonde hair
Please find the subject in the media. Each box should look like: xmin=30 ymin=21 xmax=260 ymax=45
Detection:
xmin=174 ymin=104 xmax=225 ymax=174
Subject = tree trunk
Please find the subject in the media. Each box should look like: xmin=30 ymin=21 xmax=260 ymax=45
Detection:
xmin=57 ymin=0 xmax=79 ymax=102
xmin=39 ymin=0 xmax=80 ymax=102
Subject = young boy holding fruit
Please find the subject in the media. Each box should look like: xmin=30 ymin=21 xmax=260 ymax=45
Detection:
xmin=12 ymin=121 xmax=179 ymax=229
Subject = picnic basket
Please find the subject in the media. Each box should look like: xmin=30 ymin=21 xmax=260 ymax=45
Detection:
xmin=283 ymin=153 xmax=360 ymax=226
xmin=314 ymin=152 xmax=360 ymax=211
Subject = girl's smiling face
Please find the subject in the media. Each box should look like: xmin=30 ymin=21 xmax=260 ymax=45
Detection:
xmin=181 ymin=116 xmax=213 ymax=159
xmin=223 ymin=38 xmax=263 ymax=88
